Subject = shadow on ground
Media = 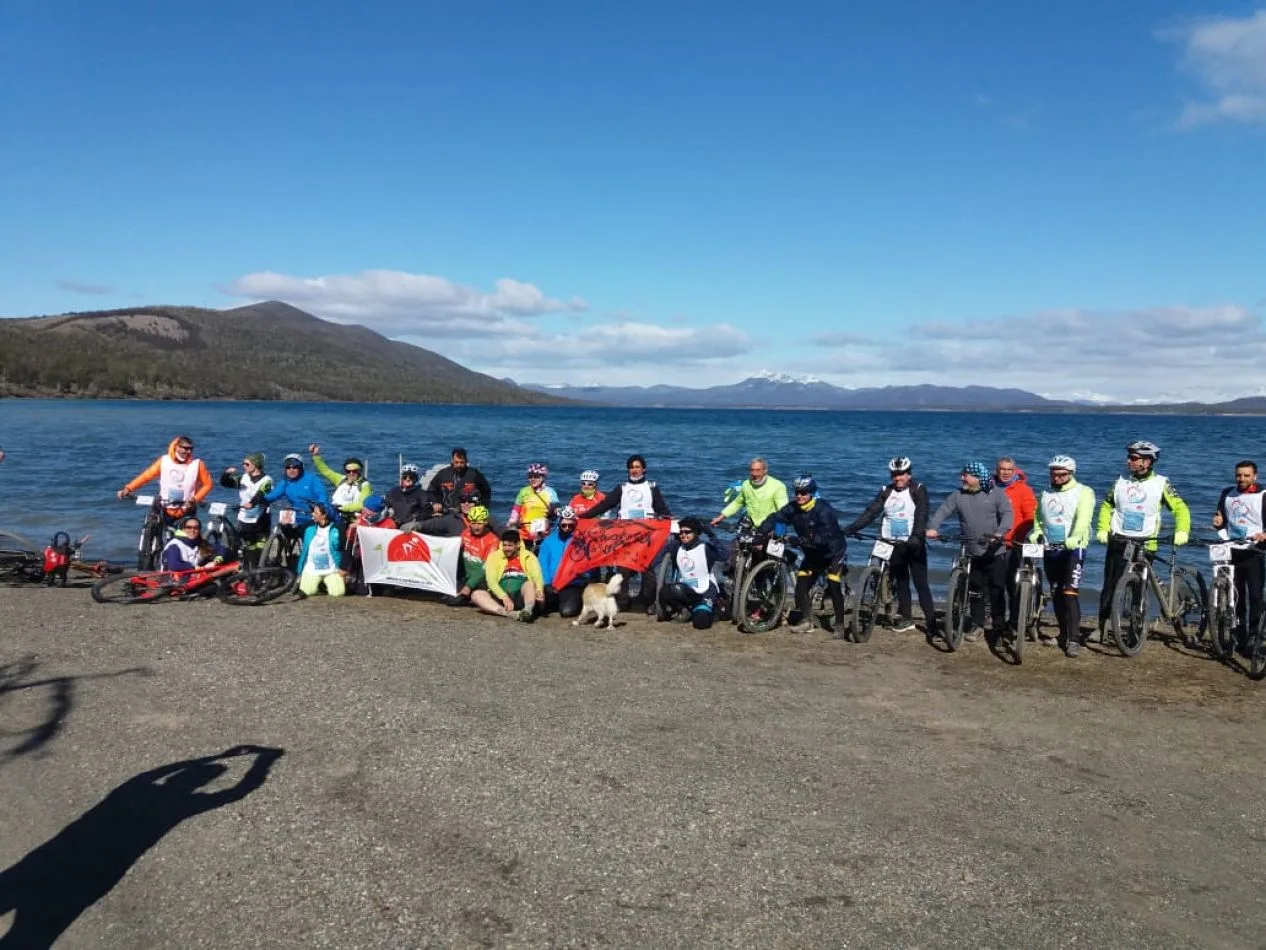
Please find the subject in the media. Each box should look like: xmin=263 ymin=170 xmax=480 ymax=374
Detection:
xmin=0 ymin=745 xmax=284 ymax=949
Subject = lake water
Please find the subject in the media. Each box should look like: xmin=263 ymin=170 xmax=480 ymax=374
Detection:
xmin=0 ymin=400 xmax=1248 ymax=592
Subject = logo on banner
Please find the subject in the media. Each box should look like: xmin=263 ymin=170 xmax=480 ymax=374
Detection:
xmin=388 ymin=532 xmax=432 ymax=563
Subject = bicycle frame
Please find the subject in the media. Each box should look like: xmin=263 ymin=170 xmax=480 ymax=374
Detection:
xmin=1118 ymin=538 xmax=1191 ymax=623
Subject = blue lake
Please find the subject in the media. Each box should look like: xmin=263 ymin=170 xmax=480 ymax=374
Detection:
xmin=0 ymin=400 xmax=1248 ymax=592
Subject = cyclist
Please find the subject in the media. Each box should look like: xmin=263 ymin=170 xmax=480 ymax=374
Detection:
xmin=470 ymin=530 xmax=545 ymax=621
xmin=843 ymin=456 xmax=937 ymax=635
xmin=1211 ymin=459 xmax=1266 ymax=653
xmin=507 ymin=462 xmax=559 ymax=548
xmin=256 ymin=454 xmax=329 ymax=557
xmin=1029 ymin=455 xmax=1096 ymax=658
xmin=161 ymin=515 xmax=227 ymax=572
xmin=756 ymin=475 xmax=848 ymax=634
xmin=1095 ymin=440 xmax=1191 ymax=639
xmin=995 ymin=456 xmax=1037 ymax=634
xmin=710 ymin=458 xmax=788 ymax=530
xmin=309 ymin=444 xmax=372 ymax=523
xmin=569 ymin=470 xmax=606 ymax=517
xmin=220 ymin=452 xmax=273 ymax=567
xmin=926 ymin=461 xmax=1013 ymax=643
xmin=118 ymin=435 xmax=213 ymax=523
xmin=446 ymin=504 xmax=499 ymax=606
xmin=658 ymin=517 xmax=723 ymax=629
xmin=579 ymin=455 xmax=674 ymax=608
xmin=297 ymin=502 xmax=345 ymax=598
xmin=428 ymin=447 xmax=493 ymax=515
xmin=537 ymin=506 xmax=593 ymax=618
xmin=385 ymin=463 xmax=430 ymax=529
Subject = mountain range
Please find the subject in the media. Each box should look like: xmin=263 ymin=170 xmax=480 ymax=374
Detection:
xmin=0 ymin=301 xmax=561 ymax=404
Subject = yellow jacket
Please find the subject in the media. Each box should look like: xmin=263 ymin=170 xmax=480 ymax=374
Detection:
xmin=484 ymin=547 xmax=545 ymax=599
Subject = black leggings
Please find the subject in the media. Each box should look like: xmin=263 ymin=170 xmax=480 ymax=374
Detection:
xmin=968 ymin=552 xmax=1008 ymax=634
xmin=890 ymin=542 xmax=937 ymax=626
xmin=795 ymin=548 xmax=846 ymax=624
xmin=544 ymin=584 xmax=583 ymax=618
xmin=660 ymin=582 xmax=717 ymax=629
xmin=1233 ymin=550 xmax=1265 ymax=643
xmin=1044 ymin=547 xmax=1085 ymax=645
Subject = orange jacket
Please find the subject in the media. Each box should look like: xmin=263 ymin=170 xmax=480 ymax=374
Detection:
xmin=123 ymin=438 xmax=213 ymax=513
xmin=1000 ymin=470 xmax=1037 ymax=544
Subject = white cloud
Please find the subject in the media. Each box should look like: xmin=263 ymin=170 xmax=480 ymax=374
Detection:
xmin=801 ymin=304 xmax=1266 ymax=402
xmin=225 ymin=269 xmax=587 ymax=337
xmin=1162 ymin=9 xmax=1266 ymax=126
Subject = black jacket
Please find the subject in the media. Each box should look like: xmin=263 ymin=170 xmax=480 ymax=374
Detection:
xmin=428 ymin=465 xmax=492 ymax=512
xmin=757 ymin=499 xmax=847 ymax=556
xmin=385 ymin=485 xmax=430 ymax=526
xmin=843 ymin=480 xmax=931 ymax=543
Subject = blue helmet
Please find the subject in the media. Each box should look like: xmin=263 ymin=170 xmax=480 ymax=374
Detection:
xmin=792 ymin=474 xmax=818 ymax=496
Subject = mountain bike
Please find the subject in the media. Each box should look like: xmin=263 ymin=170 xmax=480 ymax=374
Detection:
xmin=1108 ymin=536 xmax=1205 ymax=658
xmin=938 ymin=537 xmax=1001 ymax=652
xmin=203 ymin=501 xmax=245 ymax=559
xmin=92 ymin=559 xmax=295 ymax=606
xmin=261 ymin=507 xmax=305 ymax=569
xmin=1003 ymin=542 xmax=1047 ymax=665
xmin=0 ymin=531 xmax=122 ymax=585
xmin=848 ymin=534 xmax=898 ymax=644
xmin=128 ymin=494 xmax=177 ymax=570
xmin=735 ymin=533 xmax=795 ymax=633
xmin=1200 ymin=541 xmax=1266 ymax=665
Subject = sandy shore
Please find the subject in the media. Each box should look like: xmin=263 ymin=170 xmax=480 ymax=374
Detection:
xmin=2 ymin=583 xmax=1265 ymax=948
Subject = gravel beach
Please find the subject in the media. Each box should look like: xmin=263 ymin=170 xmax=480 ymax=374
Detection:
xmin=2 ymin=583 xmax=1265 ymax=949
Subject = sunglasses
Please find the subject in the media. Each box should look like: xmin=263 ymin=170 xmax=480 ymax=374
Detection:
xmin=344 ymin=468 xmax=361 ymax=474
xmin=285 ymin=463 xmax=301 ymax=469
xmin=794 ymin=490 xmax=811 ymax=497
xmin=1128 ymin=455 xmax=1144 ymax=461
xmin=679 ymin=529 xmax=696 ymax=536
xmin=580 ymin=481 xmax=597 ymax=486
xmin=177 ymin=445 xmax=193 ymax=452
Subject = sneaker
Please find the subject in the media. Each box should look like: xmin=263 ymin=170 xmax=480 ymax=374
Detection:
xmin=789 ymin=621 xmax=814 ymax=634
xmin=892 ymin=618 xmax=917 ymax=634
xmin=515 ymin=608 xmax=535 ymax=623
xmin=1065 ymin=641 xmax=1081 ymax=658
xmin=1038 ymin=633 xmax=1058 ymax=647
xmin=964 ymin=627 xmax=982 ymax=642
xmin=1086 ymin=628 xmax=1103 ymax=644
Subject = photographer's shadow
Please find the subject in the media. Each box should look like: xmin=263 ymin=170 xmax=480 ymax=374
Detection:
xmin=0 ymin=745 xmax=283 ymax=949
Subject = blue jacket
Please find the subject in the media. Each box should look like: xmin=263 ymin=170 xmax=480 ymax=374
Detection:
xmin=537 ymin=526 xmax=593 ymax=588
xmin=758 ymin=498 xmax=848 ymax=558
xmin=262 ymin=468 xmax=329 ymax=526
xmin=297 ymin=523 xmax=343 ymax=574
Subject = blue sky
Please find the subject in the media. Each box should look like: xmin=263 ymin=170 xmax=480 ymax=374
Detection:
xmin=2 ymin=1 xmax=1263 ymax=401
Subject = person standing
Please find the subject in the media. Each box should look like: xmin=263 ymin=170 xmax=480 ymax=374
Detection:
xmin=1212 ymin=459 xmax=1266 ymax=653
xmin=710 ymin=458 xmax=788 ymax=530
xmin=219 ymin=452 xmax=273 ymax=567
xmin=1029 ymin=455 xmax=1095 ymax=657
xmin=757 ymin=475 xmax=849 ymax=635
xmin=926 ymin=461 xmax=1013 ymax=643
xmin=843 ymin=456 xmax=937 ymax=634
xmin=995 ymin=456 xmax=1037 ymax=634
xmin=578 ymin=455 xmax=673 ymax=608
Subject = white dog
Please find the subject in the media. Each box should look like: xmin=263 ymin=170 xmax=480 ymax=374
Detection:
xmin=572 ymin=574 xmax=623 ymax=629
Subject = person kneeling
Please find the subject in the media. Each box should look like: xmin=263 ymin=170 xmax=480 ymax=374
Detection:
xmin=298 ymin=503 xmax=346 ymax=598
xmin=657 ymin=517 xmax=721 ymax=629
xmin=470 ymin=530 xmax=544 ymax=622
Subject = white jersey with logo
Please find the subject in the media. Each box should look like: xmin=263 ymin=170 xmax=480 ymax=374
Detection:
xmin=1110 ymin=475 xmax=1169 ymax=539
xmin=1039 ymin=484 xmax=1091 ymax=546
xmin=306 ymin=525 xmax=337 ymax=576
xmin=332 ymin=481 xmax=361 ymax=509
xmin=236 ymin=472 xmax=270 ymax=524
xmin=159 ymin=455 xmax=202 ymax=504
xmin=675 ymin=543 xmax=713 ymax=593
xmin=1223 ymin=489 xmax=1265 ymax=540
xmin=881 ymin=487 xmax=915 ymax=541
xmin=619 ymin=481 xmax=655 ymax=520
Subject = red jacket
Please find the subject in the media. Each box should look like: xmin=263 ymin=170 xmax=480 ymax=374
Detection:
xmin=1000 ymin=470 xmax=1037 ymax=544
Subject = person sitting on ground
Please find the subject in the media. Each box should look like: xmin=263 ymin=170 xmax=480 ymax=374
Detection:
xmin=507 ymin=462 xmax=559 ymax=548
xmin=385 ymin=463 xmax=430 ymax=530
xmin=537 ymin=506 xmax=595 ymax=618
xmin=658 ymin=517 xmax=723 ymax=629
xmin=297 ymin=503 xmax=346 ymax=598
xmin=309 ymin=444 xmax=372 ymax=524
xmin=161 ymin=516 xmax=227 ymax=573
xmin=757 ymin=475 xmax=849 ymax=634
xmin=428 ymin=447 xmax=493 ymax=515
xmin=220 ymin=452 xmax=273 ymax=568
xmin=446 ymin=504 xmax=500 ymax=606
xmin=470 ymin=530 xmax=545 ymax=621
xmin=570 ymin=470 xmax=606 ymax=517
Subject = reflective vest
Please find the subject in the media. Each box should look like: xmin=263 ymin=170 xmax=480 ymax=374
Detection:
xmin=881 ymin=488 xmax=914 ymax=541
xmin=619 ymin=481 xmax=655 ymax=519
xmin=675 ymin=542 xmax=713 ymax=593
xmin=237 ymin=472 xmax=270 ymax=524
xmin=1224 ymin=490 xmax=1265 ymax=540
xmin=159 ymin=455 xmax=202 ymax=504
xmin=1110 ymin=475 xmax=1168 ymax=539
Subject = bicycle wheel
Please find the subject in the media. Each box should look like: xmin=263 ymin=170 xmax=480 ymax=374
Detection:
xmin=262 ymin=532 xmax=285 ymax=569
xmin=1249 ymin=615 xmax=1266 ymax=681
xmin=653 ymin=550 xmax=679 ymax=621
xmin=92 ymin=572 xmax=183 ymax=604
xmin=137 ymin=521 xmax=162 ymax=572
xmin=849 ymin=566 xmax=881 ymax=644
xmin=1111 ymin=572 xmax=1148 ymax=657
xmin=0 ymin=530 xmax=37 ymax=553
xmin=1169 ymin=570 xmax=1206 ymax=644
xmin=737 ymin=559 xmax=787 ymax=633
xmin=1013 ymin=576 xmax=1033 ymax=664
xmin=728 ymin=557 xmax=747 ymax=626
xmin=1209 ymin=577 xmax=1236 ymax=661
xmin=943 ymin=568 xmax=970 ymax=652
xmin=218 ymin=566 xmax=297 ymax=605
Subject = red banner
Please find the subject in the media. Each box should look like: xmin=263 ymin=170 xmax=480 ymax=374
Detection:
xmin=552 ymin=518 xmax=673 ymax=590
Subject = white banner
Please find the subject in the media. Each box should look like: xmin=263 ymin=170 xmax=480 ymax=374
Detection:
xmin=357 ymin=526 xmax=461 ymax=595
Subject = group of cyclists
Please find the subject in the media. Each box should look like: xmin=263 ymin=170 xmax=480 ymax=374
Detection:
xmin=112 ymin=435 xmax=1266 ymax=661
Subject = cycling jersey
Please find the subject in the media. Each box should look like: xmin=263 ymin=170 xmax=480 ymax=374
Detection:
xmin=1030 ymin=478 xmax=1095 ymax=548
xmin=1096 ymin=471 xmax=1190 ymax=543
xmin=719 ymin=476 xmax=788 ymax=528
xmin=569 ymin=490 xmax=607 ymax=517
xmin=511 ymin=483 xmax=559 ymax=539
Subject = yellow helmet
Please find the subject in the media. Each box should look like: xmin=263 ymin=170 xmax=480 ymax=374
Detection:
xmin=467 ymin=505 xmax=490 ymax=523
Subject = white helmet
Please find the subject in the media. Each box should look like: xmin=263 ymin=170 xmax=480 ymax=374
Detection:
xmin=580 ymin=470 xmax=600 ymax=483
xmin=888 ymin=456 xmax=912 ymax=473
xmin=1048 ymin=455 xmax=1076 ymax=472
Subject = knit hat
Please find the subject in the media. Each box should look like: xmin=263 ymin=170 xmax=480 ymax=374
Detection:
xmin=962 ymin=461 xmax=989 ymax=480
xmin=362 ymin=494 xmax=385 ymax=513
xmin=245 ymin=452 xmax=265 ymax=469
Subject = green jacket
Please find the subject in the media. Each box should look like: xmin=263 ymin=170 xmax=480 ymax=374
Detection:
xmin=719 ymin=476 xmax=789 ymax=527
xmin=1028 ymin=478 xmax=1096 ymax=549
xmin=313 ymin=455 xmax=373 ymax=514
xmin=1096 ymin=470 xmax=1190 ymax=550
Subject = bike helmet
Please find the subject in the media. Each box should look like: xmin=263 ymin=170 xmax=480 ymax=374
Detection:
xmin=889 ymin=456 xmax=912 ymax=473
xmin=792 ymin=474 xmax=818 ymax=495
xmin=283 ymin=453 xmax=303 ymax=467
xmin=527 ymin=462 xmax=548 ymax=478
xmin=400 ymin=462 xmax=421 ymax=477
xmin=467 ymin=505 xmax=490 ymax=523
xmin=1126 ymin=440 xmax=1160 ymax=460
xmin=557 ymin=505 xmax=577 ymax=520
xmin=1047 ymin=454 xmax=1077 ymax=472
xmin=580 ymin=469 xmax=600 ymax=484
